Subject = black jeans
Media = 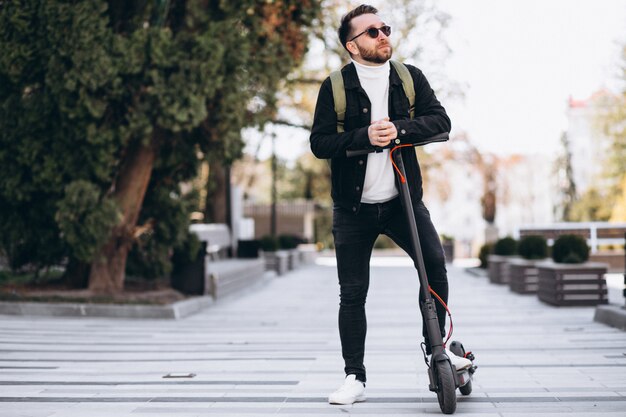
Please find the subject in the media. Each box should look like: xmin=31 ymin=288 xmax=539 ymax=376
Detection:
xmin=332 ymin=197 xmax=448 ymax=383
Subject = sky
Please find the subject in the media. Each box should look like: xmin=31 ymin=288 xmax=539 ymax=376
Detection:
xmin=439 ymin=0 xmax=626 ymax=155
xmin=244 ymin=0 xmax=626 ymax=161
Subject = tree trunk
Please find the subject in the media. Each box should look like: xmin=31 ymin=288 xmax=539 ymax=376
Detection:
xmin=88 ymin=135 xmax=160 ymax=294
xmin=64 ymin=258 xmax=90 ymax=289
xmin=204 ymin=157 xmax=229 ymax=224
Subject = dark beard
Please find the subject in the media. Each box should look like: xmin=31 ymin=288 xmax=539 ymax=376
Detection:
xmin=359 ymin=43 xmax=393 ymax=64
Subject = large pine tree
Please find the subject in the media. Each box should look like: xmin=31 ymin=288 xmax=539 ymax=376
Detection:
xmin=0 ymin=0 xmax=320 ymax=293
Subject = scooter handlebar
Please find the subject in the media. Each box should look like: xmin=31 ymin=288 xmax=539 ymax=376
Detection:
xmin=345 ymin=132 xmax=449 ymax=157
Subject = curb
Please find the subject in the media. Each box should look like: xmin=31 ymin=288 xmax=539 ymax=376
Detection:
xmin=594 ymin=304 xmax=626 ymax=331
xmin=0 ymin=296 xmax=214 ymax=320
xmin=465 ymin=267 xmax=488 ymax=278
xmin=0 ymin=270 xmax=280 ymax=320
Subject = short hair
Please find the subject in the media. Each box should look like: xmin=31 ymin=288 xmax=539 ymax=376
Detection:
xmin=338 ymin=4 xmax=378 ymax=50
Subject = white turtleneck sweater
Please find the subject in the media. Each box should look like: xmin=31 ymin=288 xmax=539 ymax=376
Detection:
xmin=351 ymin=59 xmax=398 ymax=204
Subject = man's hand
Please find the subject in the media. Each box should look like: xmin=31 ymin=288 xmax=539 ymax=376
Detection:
xmin=368 ymin=117 xmax=398 ymax=147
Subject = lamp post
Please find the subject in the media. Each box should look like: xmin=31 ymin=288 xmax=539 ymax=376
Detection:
xmin=271 ymin=132 xmax=277 ymax=239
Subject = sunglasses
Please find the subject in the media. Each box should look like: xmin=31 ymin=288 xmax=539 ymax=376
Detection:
xmin=349 ymin=25 xmax=391 ymax=42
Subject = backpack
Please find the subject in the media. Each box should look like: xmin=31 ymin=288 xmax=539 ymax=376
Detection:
xmin=329 ymin=60 xmax=415 ymax=133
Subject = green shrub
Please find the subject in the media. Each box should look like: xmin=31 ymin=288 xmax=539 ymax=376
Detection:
xmin=493 ymin=237 xmax=518 ymax=256
xmin=440 ymin=234 xmax=454 ymax=243
xmin=518 ymin=235 xmax=548 ymax=260
xmin=278 ymin=234 xmax=302 ymax=250
xmin=374 ymin=235 xmax=398 ymax=249
xmin=478 ymin=243 xmax=493 ymax=269
xmin=55 ymin=180 xmax=120 ymax=263
xmin=171 ymin=232 xmax=202 ymax=266
xmin=552 ymin=234 xmax=590 ymax=264
xmin=260 ymin=235 xmax=279 ymax=252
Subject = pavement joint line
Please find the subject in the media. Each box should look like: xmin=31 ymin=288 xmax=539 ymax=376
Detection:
xmin=2 ymin=382 xmax=624 ymax=392
xmin=1 ymin=360 xmax=623 ymax=367
xmin=0 ymin=357 xmax=317 ymax=362
xmin=0 ymin=381 xmax=300 ymax=386
xmin=1 ymin=396 xmax=626 ymax=403
xmin=471 ymin=364 xmax=626 ymax=368
xmin=0 ymin=333 xmax=327 ymax=347
xmin=1 ymin=346 xmax=626 ymax=352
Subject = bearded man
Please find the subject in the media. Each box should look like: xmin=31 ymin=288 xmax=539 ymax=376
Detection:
xmin=309 ymin=4 xmax=470 ymax=405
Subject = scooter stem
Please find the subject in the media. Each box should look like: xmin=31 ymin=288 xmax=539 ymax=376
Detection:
xmin=391 ymin=148 xmax=445 ymax=354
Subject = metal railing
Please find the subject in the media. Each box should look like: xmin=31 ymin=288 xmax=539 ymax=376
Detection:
xmin=516 ymin=222 xmax=626 ymax=253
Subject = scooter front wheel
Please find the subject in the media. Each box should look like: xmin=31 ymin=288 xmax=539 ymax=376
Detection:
xmin=435 ymin=361 xmax=457 ymax=414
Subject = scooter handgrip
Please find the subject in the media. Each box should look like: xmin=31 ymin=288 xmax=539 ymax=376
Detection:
xmin=346 ymin=147 xmax=380 ymax=157
xmin=345 ymin=132 xmax=450 ymax=158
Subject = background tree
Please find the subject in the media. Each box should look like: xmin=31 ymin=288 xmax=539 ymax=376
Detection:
xmin=569 ymin=187 xmax=613 ymax=221
xmin=611 ymin=176 xmax=626 ymax=221
xmin=278 ymin=0 xmax=458 ymax=130
xmin=236 ymin=0 xmax=457 ymax=242
xmin=480 ymin=157 xmax=497 ymax=225
xmin=563 ymin=45 xmax=626 ymax=222
xmin=603 ymin=44 xmax=626 ymax=221
xmin=235 ymin=0 xmax=457 ymax=240
xmin=553 ymin=132 xmax=578 ymax=221
xmin=0 ymin=0 xmax=320 ymax=293
xmin=291 ymin=153 xmax=332 ymax=202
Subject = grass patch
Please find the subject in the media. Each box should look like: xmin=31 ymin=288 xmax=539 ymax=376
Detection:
xmin=0 ymin=292 xmax=169 ymax=305
xmin=0 ymin=268 xmax=185 ymax=306
xmin=0 ymin=269 xmax=64 ymax=286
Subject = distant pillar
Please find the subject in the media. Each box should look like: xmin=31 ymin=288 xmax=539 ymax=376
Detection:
xmin=485 ymin=223 xmax=498 ymax=244
xmin=304 ymin=210 xmax=315 ymax=242
xmin=271 ymin=134 xmax=277 ymax=238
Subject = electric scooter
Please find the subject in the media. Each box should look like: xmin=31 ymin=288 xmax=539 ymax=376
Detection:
xmin=347 ymin=132 xmax=476 ymax=414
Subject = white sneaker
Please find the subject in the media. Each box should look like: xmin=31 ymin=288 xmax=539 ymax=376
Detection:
xmin=445 ymin=348 xmax=472 ymax=370
xmin=328 ymin=374 xmax=366 ymax=405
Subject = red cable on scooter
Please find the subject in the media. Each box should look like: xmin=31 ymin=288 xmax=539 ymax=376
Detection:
xmin=390 ymin=145 xmax=454 ymax=347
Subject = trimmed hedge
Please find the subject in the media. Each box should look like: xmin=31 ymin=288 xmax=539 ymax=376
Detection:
xmin=493 ymin=237 xmax=518 ymax=256
xmin=518 ymin=235 xmax=548 ymax=260
xmin=478 ymin=243 xmax=493 ymax=268
xmin=260 ymin=235 xmax=280 ymax=252
xmin=552 ymin=234 xmax=590 ymax=264
xmin=278 ymin=234 xmax=303 ymax=250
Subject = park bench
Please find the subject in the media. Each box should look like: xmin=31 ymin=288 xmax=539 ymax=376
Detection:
xmin=518 ymin=222 xmax=626 ymax=253
xmin=172 ymin=224 xmax=266 ymax=299
xmin=518 ymin=223 xmax=626 ymax=272
xmin=189 ymin=223 xmax=232 ymax=260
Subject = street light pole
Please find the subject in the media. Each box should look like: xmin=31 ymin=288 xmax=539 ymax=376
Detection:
xmin=271 ymin=133 xmax=277 ymax=239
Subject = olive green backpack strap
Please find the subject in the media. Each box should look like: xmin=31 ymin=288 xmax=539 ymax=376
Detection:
xmin=329 ymin=70 xmax=346 ymax=133
xmin=390 ymin=60 xmax=415 ymax=119
xmin=330 ymin=61 xmax=414 ymax=133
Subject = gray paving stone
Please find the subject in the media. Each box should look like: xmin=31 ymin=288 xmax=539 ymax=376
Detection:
xmin=0 ymin=259 xmax=625 ymax=417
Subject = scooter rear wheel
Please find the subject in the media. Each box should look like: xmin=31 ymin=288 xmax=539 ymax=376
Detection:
xmin=435 ymin=361 xmax=457 ymax=414
xmin=459 ymin=380 xmax=472 ymax=396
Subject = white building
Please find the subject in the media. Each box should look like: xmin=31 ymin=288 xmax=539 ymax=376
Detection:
xmin=423 ymin=135 xmax=557 ymax=257
xmin=494 ymin=154 xmax=557 ymax=235
xmin=422 ymin=137 xmax=487 ymax=258
xmin=565 ymin=91 xmax=615 ymax=195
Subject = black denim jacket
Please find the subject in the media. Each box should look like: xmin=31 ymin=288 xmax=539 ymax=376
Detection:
xmin=310 ymin=62 xmax=451 ymax=213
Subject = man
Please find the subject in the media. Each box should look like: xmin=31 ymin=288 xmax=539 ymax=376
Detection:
xmin=309 ymin=4 xmax=471 ymax=405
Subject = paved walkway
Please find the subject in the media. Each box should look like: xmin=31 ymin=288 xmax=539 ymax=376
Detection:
xmin=0 ymin=256 xmax=625 ymax=416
